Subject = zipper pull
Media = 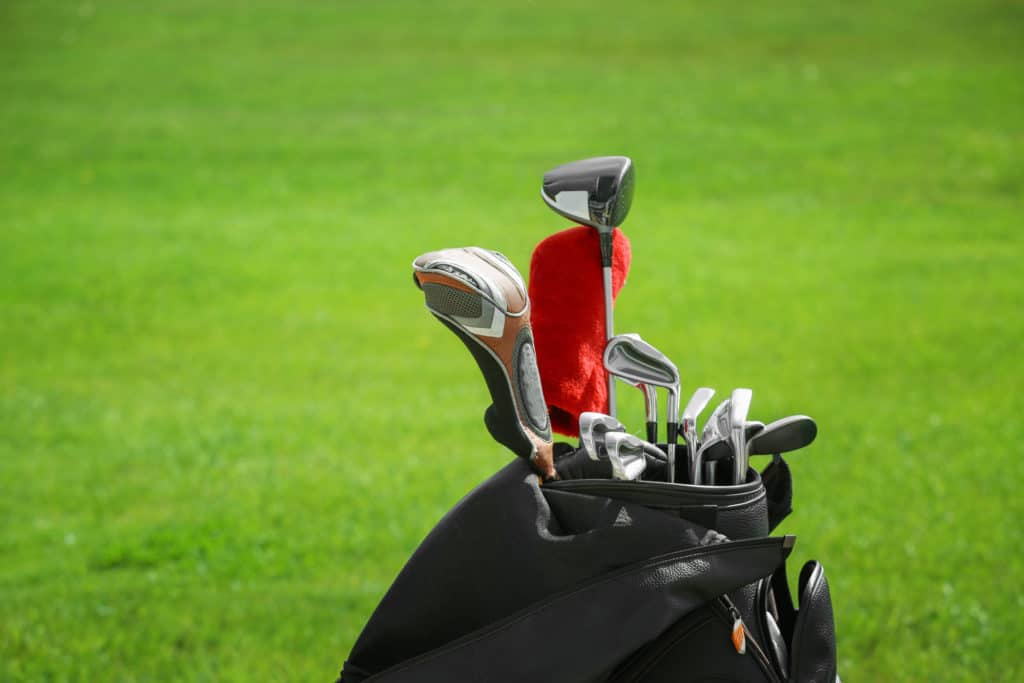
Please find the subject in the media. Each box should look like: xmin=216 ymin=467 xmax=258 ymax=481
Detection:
xmin=729 ymin=605 xmax=747 ymax=655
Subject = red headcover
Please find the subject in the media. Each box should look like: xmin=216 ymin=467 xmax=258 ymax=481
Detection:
xmin=529 ymin=226 xmax=631 ymax=436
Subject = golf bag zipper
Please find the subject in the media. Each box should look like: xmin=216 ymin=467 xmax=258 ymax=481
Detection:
xmin=713 ymin=595 xmax=783 ymax=683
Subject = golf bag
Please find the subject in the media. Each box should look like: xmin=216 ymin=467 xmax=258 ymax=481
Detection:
xmin=337 ymin=453 xmax=838 ymax=682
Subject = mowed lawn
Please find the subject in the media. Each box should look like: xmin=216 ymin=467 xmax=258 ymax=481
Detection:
xmin=1 ymin=1 xmax=1021 ymax=680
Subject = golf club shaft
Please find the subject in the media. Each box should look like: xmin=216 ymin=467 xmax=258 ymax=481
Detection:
xmin=603 ymin=264 xmax=616 ymax=417
xmin=667 ymin=423 xmax=677 ymax=482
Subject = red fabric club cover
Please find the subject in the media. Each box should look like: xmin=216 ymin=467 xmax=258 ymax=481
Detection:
xmin=529 ymin=225 xmax=631 ymax=436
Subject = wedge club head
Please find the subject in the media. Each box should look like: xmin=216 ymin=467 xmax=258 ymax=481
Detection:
xmin=698 ymin=421 xmax=764 ymax=485
xmin=603 ymin=431 xmax=651 ymax=481
xmin=703 ymin=398 xmax=731 ymax=443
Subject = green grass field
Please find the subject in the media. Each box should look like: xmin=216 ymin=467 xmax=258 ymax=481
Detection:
xmin=2 ymin=1 xmax=1022 ymax=680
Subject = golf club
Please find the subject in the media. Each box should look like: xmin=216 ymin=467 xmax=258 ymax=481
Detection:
xmin=603 ymin=334 xmax=680 ymax=482
xmin=606 ymin=333 xmax=659 ymax=444
xmin=747 ymin=415 xmax=818 ymax=457
xmin=603 ymin=432 xmax=659 ymax=481
xmin=729 ymin=388 xmax=753 ymax=484
xmin=578 ymin=411 xmax=626 ymax=461
xmin=681 ymin=387 xmax=715 ymax=484
xmin=412 ymin=247 xmax=555 ymax=479
xmin=542 ymin=155 xmax=635 ymax=417
xmin=698 ymin=421 xmax=764 ymax=485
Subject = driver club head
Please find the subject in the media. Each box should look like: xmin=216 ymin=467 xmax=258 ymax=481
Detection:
xmin=602 ymin=431 xmax=650 ymax=481
xmin=747 ymin=415 xmax=818 ymax=456
xmin=541 ymin=156 xmax=635 ymax=231
xmin=579 ymin=412 xmax=626 ymax=461
xmin=603 ymin=334 xmax=680 ymax=481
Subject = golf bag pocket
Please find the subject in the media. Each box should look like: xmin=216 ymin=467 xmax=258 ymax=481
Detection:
xmin=786 ymin=560 xmax=838 ymax=683
xmin=608 ymin=597 xmax=784 ymax=683
xmin=546 ymin=472 xmax=769 ymax=540
xmin=342 ymin=538 xmax=791 ymax=683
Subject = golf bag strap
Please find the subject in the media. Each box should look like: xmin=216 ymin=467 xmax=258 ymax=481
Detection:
xmin=761 ymin=455 xmax=793 ymax=532
xmin=355 ymin=538 xmax=791 ymax=683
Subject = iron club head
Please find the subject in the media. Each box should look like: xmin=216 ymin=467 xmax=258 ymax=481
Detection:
xmin=578 ymin=412 xmax=626 ymax=461
xmin=681 ymin=387 xmax=715 ymax=484
xmin=729 ymin=388 xmax=753 ymax=484
xmin=603 ymin=431 xmax=652 ymax=481
xmin=603 ymin=334 xmax=680 ymax=481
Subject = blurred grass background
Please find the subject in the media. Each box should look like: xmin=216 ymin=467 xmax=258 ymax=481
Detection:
xmin=1 ymin=0 xmax=1022 ymax=680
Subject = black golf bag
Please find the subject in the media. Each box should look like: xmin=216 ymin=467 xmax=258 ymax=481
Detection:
xmin=337 ymin=452 xmax=838 ymax=682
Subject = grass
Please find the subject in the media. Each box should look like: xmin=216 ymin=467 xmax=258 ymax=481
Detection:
xmin=1 ymin=0 xmax=1022 ymax=680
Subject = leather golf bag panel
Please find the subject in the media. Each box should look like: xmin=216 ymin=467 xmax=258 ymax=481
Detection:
xmin=594 ymin=462 xmax=838 ymax=683
xmin=338 ymin=459 xmax=793 ymax=683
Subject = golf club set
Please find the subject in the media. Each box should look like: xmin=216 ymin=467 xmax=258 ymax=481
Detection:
xmin=339 ymin=157 xmax=838 ymax=683
xmin=411 ymin=155 xmax=818 ymax=489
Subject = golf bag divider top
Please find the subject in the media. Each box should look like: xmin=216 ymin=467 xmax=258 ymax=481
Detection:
xmin=545 ymin=472 xmax=770 ymax=541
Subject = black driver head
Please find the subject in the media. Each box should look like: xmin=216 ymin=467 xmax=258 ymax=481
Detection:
xmin=541 ymin=156 xmax=635 ymax=230
xmin=748 ymin=415 xmax=818 ymax=456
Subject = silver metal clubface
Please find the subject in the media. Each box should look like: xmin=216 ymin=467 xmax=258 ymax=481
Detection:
xmin=542 ymin=156 xmax=635 ymax=419
xmin=602 ymin=432 xmax=655 ymax=481
xmin=699 ymin=398 xmax=730 ymax=485
xmin=697 ymin=420 xmax=764 ymax=486
xmin=729 ymin=388 xmax=753 ymax=484
xmin=603 ymin=334 xmax=680 ymax=482
xmin=681 ymin=387 xmax=715 ymax=484
xmin=609 ymin=333 xmax=659 ymax=444
xmin=703 ymin=398 xmax=731 ymax=443
xmin=578 ymin=412 xmax=626 ymax=461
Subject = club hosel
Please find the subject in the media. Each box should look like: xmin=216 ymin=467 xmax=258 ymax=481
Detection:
xmin=531 ymin=441 xmax=557 ymax=481
xmin=645 ymin=421 xmax=658 ymax=444
xmin=666 ymin=422 xmax=678 ymax=482
xmin=599 ymin=230 xmax=614 ymax=267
